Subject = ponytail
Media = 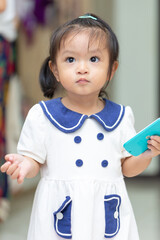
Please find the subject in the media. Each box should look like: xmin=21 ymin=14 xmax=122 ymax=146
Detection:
xmin=39 ymin=57 xmax=58 ymax=98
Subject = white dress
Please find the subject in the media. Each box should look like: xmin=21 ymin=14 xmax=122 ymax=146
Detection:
xmin=17 ymin=98 xmax=139 ymax=240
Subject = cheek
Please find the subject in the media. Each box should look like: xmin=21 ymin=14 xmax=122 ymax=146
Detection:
xmin=98 ymin=68 xmax=108 ymax=80
xmin=59 ymin=69 xmax=71 ymax=80
xmin=55 ymin=66 xmax=67 ymax=81
xmin=57 ymin=72 xmax=72 ymax=87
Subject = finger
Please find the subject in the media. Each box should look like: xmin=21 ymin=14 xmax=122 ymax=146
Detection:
xmin=5 ymin=154 xmax=23 ymax=164
xmin=5 ymin=154 xmax=15 ymax=162
xmin=11 ymin=166 xmax=21 ymax=180
xmin=148 ymin=139 xmax=160 ymax=151
xmin=150 ymin=135 xmax=160 ymax=143
xmin=0 ymin=161 xmax=11 ymax=172
xmin=6 ymin=162 xmax=19 ymax=176
xmin=17 ymin=174 xmax=24 ymax=184
xmin=147 ymin=144 xmax=160 ymax=156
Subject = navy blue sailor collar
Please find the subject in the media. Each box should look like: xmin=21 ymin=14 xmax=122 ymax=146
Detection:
xmin=39 ymin=97 xmax=125 ymax=133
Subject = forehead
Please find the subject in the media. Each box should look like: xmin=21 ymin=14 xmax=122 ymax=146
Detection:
xmin=60 ymin=28 xmax=108 ymax=51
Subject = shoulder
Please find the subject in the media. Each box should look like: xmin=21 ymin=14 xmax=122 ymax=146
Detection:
xmin=25 ymin=103 xmax=48 ymax=126
xmin=123 ymin=106 xmax=135 ymax=124
xmin=27 ymin=103 xmax=44 ymax=117
xmin=118 ymin=105 xmax=135 ymax=132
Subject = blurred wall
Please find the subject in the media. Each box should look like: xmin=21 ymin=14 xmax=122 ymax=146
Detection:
xmin=111 ymin=0 xmax=159 ymax=129
xmin=17 ymin=26 xmax=51 ymax=104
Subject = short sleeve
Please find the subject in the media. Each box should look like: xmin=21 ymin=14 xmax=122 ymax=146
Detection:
xmin=121 ymin=106 xmax=136 ymax=158
xmin=17 ymin=104 xmax=47 ymax=164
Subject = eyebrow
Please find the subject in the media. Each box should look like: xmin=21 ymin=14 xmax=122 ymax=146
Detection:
xmin=61 ymin=49 xmax=103 ymax=56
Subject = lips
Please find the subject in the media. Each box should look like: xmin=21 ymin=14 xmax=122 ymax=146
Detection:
xmin=76 ymin=78 xmax=89 ymax=84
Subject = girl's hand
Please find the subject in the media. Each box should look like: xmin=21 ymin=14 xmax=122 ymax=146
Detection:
xmin=147 ymin=135 xmax=160 ymax=157
xmin=0 ymin=154 xmax=38 ymax=184
xmin=122 ymin=135 xmax=160 ymax=177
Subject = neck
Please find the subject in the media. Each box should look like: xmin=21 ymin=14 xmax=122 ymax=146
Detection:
xmin=61 ymin=94 xmax=105 ymax=115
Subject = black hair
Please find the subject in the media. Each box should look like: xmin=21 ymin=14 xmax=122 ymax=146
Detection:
xmin=39 ymin=13 xmax=119 ymax=98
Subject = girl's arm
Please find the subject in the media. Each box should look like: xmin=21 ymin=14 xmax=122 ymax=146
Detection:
xmin=122 ymin=135 xmax=160 ymax=177
xmin=0 ymin=0 xmax=6 ymax=13
xmin=0 ymin=154 xmax=41 ymax=184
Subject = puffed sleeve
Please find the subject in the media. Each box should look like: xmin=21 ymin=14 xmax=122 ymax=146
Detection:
xmin=17 ymin=104 xmax=47 ymax=164
xmin=121 ymin=106 xmax=136 ymax=158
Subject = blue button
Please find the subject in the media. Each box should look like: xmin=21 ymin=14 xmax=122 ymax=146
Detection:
xmin=97 ymin=133 xmax=104 ymax=140
xmin=101 ymin=160 xmax=108 ymax=168
xmin=75 ymin=159 xmax=83 ymax=167
xmin=74 ymin=136 xmax=82 ymax=144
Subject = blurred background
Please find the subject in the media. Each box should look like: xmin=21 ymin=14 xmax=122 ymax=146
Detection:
xmin=0 ymin=0 xmax=160 ymax=239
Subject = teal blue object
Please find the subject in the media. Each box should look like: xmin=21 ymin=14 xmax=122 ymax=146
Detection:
xmin=79 ymin=15 xmax=97 ymax=20
xmin=123 ymin=118 xmax=160 ymax=156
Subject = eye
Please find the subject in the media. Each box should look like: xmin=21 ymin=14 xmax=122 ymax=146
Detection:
xmin=66 ymin=57 xmax=75 ymax=63
xmin=90 ymin=56 xmax=99 ymax=63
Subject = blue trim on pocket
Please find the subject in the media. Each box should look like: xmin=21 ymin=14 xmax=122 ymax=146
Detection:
xmin=104 ymin=194 xmax=121 ymax=238
xmin=53 ymin=196 xmax=72 ymax=239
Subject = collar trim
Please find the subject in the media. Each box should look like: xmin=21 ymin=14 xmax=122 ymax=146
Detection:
xmin=91 ymin=104 xmax=124 ymax=131
xmin=40 ymin=100 xmax=88 ymax=133
xmin=39 ymin=98 xmax=125 ymax=133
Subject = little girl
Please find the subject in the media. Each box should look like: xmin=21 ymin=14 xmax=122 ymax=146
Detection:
xmin=1 ymin=13 xmax=160 ymax=240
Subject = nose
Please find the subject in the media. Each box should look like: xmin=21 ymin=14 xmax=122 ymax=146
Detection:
xmin=77 ymin=61 xmax=88 ymax=74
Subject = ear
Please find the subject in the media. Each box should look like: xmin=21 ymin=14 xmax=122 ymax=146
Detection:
xmin=48 ymin=60 xmax=60 ymax=82
xmin=109 ymin=61 xmax=119 ymax=80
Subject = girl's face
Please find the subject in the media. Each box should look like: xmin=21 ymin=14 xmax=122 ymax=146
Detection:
xmin=50 ymin=30 xmax=118 ymax=98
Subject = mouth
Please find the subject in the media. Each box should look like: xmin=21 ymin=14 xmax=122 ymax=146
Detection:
xmin=76 ymin=78 xmax=90 ymax=84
